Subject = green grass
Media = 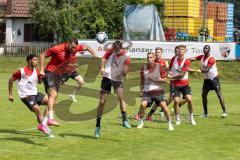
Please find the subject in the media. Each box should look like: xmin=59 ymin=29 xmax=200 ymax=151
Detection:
xmin=0 ymin=57 xmax=240 ymax=160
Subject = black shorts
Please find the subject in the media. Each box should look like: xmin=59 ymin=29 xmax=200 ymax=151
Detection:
xmin=66 ymin=71 xmax=80 ymax=81
xmin=142 ymin=92 xmax=165 ymax=107
xmin=100 ymin=77 xmax=123 ymax=94
xmin=173 ymin=85 xmax=192 ymax=98
xmin=43 ymin=70 xmax=68 ymax=92
xmin=203 ymin=77 xmax=221 ymax=91
xmin=169 ymin=81 xmax=175 ymax=96
xmin=21 ymin=92 xmax=46 ymax=111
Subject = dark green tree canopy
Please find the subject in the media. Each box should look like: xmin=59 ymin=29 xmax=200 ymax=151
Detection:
xmin=30 ymin=0 xmax=163 ymax=42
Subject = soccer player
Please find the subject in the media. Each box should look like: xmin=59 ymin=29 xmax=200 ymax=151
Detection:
xmin=40 ymin=38 xmax=97 ymax=126
xmin=191 ymin=45 xmax=227 ymax=118
xmin=145 ymin=47 xmax=169 ymax=121
xmin=8 ymin=54 xmax=51 ymax=135
xmin=95 ymin=40 xmax=131 ymax=138
xmin=137 ymin=52 xmax=174 ymax=130
xmin=168 ymin=45 xmax=196 ymax=125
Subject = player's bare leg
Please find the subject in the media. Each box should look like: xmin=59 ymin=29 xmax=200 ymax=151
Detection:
xmin=69 ymin=75 xmax=84 ymax=102
xmin=185 ymin=94 xmax=196 ymax=125
xmin=215 ymin=88 xmax=227 ymax=117
xmin=137 ymin=100 xmax=148 ymax=128
xmin=115 ymin=87 xmax=131 ymax=129
xmin=202 ymin=88 xmax=209 ymax=117
xmin=47 ymin=88 xmax=60 ymax=126
xmin=173 ymin=97 xmax=181 ymax=125
xmin=95 ymin=92 xmax=108 ymax=138
xmin=159 ymin=101 xmax=174 ymax=131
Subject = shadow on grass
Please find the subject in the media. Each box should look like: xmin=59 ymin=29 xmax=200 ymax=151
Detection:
xmin=0 ymin=129 xmax=47 ymax=146
xmin=0 ymin=137 xmax=47 ymax=146
xmin=223 ymin=124 xmax=240 ymax=127
xmin=226 ymin=112 xmax=240 ymax=116
xmin=0 ymin=129 xmax=43 ymax=137
xmin=59 ymin=133 xmax=122 ymax=142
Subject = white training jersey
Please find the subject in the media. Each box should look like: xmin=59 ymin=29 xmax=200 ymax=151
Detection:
xmin=104 ymin=52 xmax=130 ymax=82
xmin=171 ymin=56 xmax=188 ymax=80
xmin=143 ymin=64 xmax=165 ymax=93
xmin=201 ymin=55 xmax=218 ymax=80
xmin=16 ymin=68 xmax=38 ymax=98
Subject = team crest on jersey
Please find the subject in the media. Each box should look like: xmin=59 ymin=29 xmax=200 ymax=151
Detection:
xmin=30 ymin=101 xmax=34 ymax=105
xmin=49 ymin=80 xmax=54 ymax=86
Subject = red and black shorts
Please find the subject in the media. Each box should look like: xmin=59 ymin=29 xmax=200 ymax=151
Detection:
xmin=203 ymin=77 xmax=221 ymax=91
xmin=21 ymin=92 xmax=46 ymax=111
xmin=100 ymin=77 xmax=123 ymax=94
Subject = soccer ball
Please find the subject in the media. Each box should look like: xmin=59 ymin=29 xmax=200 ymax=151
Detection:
xmin=96 ymin=32 xmax=108 ymax=44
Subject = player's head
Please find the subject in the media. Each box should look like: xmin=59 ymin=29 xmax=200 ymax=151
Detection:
xmin=155 ymin=47 xmax=163 ymax=59
xmin=203 ymin=45 xmax=210 ymax=55
xmin=66 ymin=37 xmax=78 ymax=54
xmin=26 ymin=54 xmax=38 ymax=67
xmin=174 ymin=46 xmax=179 ymax=56
xmin=177 ymin=45 xmax=186 ymax=57
xmin=112 ymin=40 xmax=123 ymax=54
xmin=147 ymin=52 xmax=155 ymax=64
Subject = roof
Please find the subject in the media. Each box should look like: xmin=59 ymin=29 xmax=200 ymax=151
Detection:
xmin=6 ymin=0 xmax=30 ymax=18
xmin=0 ymin=0 xmax=6 ymax=7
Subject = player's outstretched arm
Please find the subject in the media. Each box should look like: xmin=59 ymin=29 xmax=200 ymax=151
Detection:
xmin=189 ymin=68 xmax=201 ymax=73
xmin=85 ymin=45 xmax=98 ymax=59
xmin=8 ymin=77 xmax=14 ymax=102
xmin=200 ymin=66 xmax=212 ymax=73
xmin=100 ymin=58 xmax=107 ymax=75
xmin=190 ymin=57 xmax=197 ymax=61
xmin=123 ymin=64 xmax=129 ymax=76
xmin=39 ymin=52 xmax=47 ymax=76
xmin=169 ymin=71 xmax=187 ymax=80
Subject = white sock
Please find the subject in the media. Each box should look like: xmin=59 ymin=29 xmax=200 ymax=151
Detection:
xmin=42 ymin=117 xmax=48 ymax=125
xmin=71 ymin=89 xmax=77 ymax=95
xmin=176 ymin=115 xmax=180 ymax=121
xmin=49 ymin=111 xmax=54 ymax=119
xmin=189 ymin=113 xmax=194 ymax=120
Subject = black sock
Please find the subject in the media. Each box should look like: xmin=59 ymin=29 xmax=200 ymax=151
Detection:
xmin=121 ymin=111 xmax=127 ymax=122
xmin=96 ymin=117 xmax=101 ymax=127
xmin=149 ymin=108 xmax=156 ymax=116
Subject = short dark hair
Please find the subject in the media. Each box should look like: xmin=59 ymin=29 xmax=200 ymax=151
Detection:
xmin=69 ymin=37 xmax=78 ymax=45
xmin=155 ymin=47 xmax=163 ymax=52
xmin=204 ymin=45 xmax=210 ymax=50
xmin=112 ymin=40 xmax=122 ymax=49
xmin=174 ymin=46 xmax=179 ymax=53
xmin=178 ymin=44 xmax=186 ymax=49
xmin=26 ymin=54 xmax=37 ymax=62
xmin=147 ymin=52 xmax=155 ymax=57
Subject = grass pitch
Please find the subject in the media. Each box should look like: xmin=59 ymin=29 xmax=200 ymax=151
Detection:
xmin=0 ymin=57 xmax=240 ymax=160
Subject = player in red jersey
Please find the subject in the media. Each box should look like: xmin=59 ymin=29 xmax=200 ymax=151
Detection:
xmin=40 ymin=38 xmax=97 ymax=126
xmin=168 ymin=45 xmax=196 ymax=125
xmin=191 ymin=45 xmax=227 ymax=118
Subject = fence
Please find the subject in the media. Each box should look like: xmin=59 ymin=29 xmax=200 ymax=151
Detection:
xmin=2 ymin=43 xmax=54 ymax=56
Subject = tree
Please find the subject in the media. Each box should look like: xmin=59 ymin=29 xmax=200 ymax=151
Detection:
xmin=30 ymin=0 xmax=163 ymax=42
